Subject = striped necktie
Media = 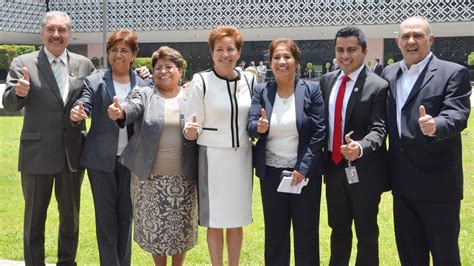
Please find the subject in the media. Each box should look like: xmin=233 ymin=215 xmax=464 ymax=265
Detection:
xmin=52 ymin=58 xmax=64 ymax=97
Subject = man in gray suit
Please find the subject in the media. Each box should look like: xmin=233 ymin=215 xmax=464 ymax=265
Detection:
xmin=2 ymin=11 xmax=95 ymax=265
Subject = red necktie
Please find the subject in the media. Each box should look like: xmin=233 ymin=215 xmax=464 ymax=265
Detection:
xmin=332 ymin=75 xmax=350 ymax=164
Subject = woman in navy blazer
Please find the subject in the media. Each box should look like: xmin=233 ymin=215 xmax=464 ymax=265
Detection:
xmin=69 ymin=29 xmax=151 ymax=265
xmin=247 ymin=38 xmax=325 ymax=265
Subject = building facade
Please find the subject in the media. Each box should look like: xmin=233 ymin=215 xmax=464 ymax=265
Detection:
xmin=1 ymin=0 xmax=473 ymax=80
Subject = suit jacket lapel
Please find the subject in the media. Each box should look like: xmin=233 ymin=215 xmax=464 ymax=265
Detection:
xmin=344 ymin=68 xmax=366 ymax=130
xmin=265 ymin=80 xmax=277 ymax=123
xmin=36 ymin=49 xmax=64 ymax=106
xmin=65 ymin=52 xmax=82 ymax=108
xmin=104 ymin=69 xmax=116 ymax=103
xmin=403 ymin=55 xmax=435 ymax=109
xmin=294 ymin=78 xmax=305 ymax=133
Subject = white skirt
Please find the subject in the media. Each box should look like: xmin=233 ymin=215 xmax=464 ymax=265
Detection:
xmin=198 ymin=145 xmax=253 ymax=228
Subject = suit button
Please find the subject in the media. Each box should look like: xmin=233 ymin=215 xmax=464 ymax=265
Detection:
xmin=400 ymin=148 xmax=404 ymax=152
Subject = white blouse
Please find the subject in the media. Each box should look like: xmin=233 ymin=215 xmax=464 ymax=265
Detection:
xmin=266 ymin=93 xmax=298 ymax=168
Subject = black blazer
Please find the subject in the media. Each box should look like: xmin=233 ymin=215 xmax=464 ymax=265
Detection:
xmin=320 ymin=67 xmax=389 ymax=195
xmin=383 ymin=55 xmax=471 ymax=202
xmin=247 ymin=78 xmax=326 ymax=179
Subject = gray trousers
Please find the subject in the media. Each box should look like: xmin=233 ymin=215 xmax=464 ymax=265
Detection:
xmin=21 ymin=165 xmax=83 ymax=266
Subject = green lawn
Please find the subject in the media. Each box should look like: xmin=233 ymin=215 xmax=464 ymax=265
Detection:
xmin=0 ymin=116 xmax=472 ymax=265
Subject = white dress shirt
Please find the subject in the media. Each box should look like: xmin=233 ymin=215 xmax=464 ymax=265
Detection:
xmin=327 ymin=64 xmax=365 ymax=152
xmin=395 ymin=52 xmax=432 ymax=137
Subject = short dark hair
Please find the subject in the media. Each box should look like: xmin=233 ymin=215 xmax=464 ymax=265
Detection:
xmin=334 ymin=26 xmax=367 ymax=50
xmin=151 ymin=46 xmax=184 ymax=69
xmin=269 ymin=38 xmax=301 ymax=67
xmin=106 ymin=29 xmax=139 ymax=53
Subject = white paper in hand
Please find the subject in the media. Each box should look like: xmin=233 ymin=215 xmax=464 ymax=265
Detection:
xmin=277 ymin=175 xmax=309 ymax=194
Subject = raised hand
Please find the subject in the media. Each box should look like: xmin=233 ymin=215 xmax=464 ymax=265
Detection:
xmin=184 ymin=114 xmax=199 ymax=140
xmin=70 ymin=101 xmax=88 ymax=122
xmin=341 ymin=131 xmax=361 ymax=161
xmin=108 ymin=96 xmax=124 ymax=120
xmin=15 ymin=67 xmax=30 ymax=97
xmin=418 ymin=105 xmax=436 ymax=136
xmin=257 ymin=108 xmax=269 ymax=133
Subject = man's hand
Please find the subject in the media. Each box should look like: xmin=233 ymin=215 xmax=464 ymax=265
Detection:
xmin=70 ymin=101 xmax=88 ymax=122
xmin=15 ymin=67 xmax=30 ymax=97
xmin=418 ymin=105 xmax=436 ymax=136
xmin=341 ymin=131 xmax=361 ymax=161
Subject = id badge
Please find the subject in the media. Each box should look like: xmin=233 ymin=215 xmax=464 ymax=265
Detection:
xmin=345 ymin=166 xmax=359 ymax=184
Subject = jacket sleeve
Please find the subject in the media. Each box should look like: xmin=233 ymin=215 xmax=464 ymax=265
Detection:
xmin=184 ymin=73 xmax=205 ymax=131
xmin=358 ymin=81 xmax=388 ymax=156
xmin=247 ymin=84 xmax=266 ymax=138
xmin=432 ymin=66 xmax=471 ymax=141
xmin=2 ymin=57 xmax=27 ymax=112
xmin=294 ymin=82 xmax=326 ymax=178
xmin=117 ymin=86 xmax=147 ymax=127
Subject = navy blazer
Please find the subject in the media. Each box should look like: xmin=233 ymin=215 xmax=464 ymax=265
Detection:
xmin=383 ymin=55 xmax=471 ymax=201
xmin=247 ymin=78 xmax=326 ymax=179
xmin=76 ymin=68 xmax=151 ymax=172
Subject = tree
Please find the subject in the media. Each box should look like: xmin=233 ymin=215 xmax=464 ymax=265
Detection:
xmin=467 ymin=52 xmax=474 ymax=68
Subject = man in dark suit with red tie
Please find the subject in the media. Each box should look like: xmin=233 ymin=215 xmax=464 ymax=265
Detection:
xmin=320 ymin=26 xmax=389 ymax=265
xmin=383 ymin=16 xmax=470 ymax=265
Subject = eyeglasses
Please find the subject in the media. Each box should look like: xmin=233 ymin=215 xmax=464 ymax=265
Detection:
xmin=154 ymin=65 xmax=176 ymax=72
xmin=109 ymin=48 xmax=131 ymax=55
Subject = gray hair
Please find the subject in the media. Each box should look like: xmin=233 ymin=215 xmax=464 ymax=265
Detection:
xmin=400 ymin=16 xmax=432 ymax=36
xmin=40 ymin=11 xmax=72 ymax=32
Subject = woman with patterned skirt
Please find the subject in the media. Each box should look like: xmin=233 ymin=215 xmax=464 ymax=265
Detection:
xmin=108 ymin=46 xmax=199 ymax=265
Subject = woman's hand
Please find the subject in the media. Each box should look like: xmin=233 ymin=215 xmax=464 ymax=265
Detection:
xmin=70 ymin=101 xmax=88 ymax=122
xmin=108 ymin=96 xmax=125 ymax=120
xmin=184 ymin=114 xmax=199 ymax=140
xmin=257 ymin=108 xmax=269 ymax=133
xmin=291 ymin=170 xmax=305 ymax=186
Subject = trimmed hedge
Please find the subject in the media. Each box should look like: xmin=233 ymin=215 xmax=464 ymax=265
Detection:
xmin=0 ymin=45 xmax=36 ymax=70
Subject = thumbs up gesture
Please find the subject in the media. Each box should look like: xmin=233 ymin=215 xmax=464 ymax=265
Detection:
xmin=184 ymin=114 xmax=199 ymax=140
xmin=70 ymin=101 xmax=88 ymax=122
xmin=418 ymin=105 xmax=436 ymax=136
xmin=108 ymin=96 xmax=125 ymax=120
xmin=341 ymin=131 xmax=361 ymax=161
xmin=15 ymin=67 xmax=30 ymax=97
xmin=257 ymin=108 xmax=269 ymax=133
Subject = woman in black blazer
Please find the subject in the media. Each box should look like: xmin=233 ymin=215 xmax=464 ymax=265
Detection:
xmin=247 ymin=38 xmax=326 ymax=265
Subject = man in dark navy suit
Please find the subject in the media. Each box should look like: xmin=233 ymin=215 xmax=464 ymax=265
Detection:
xmin=383 ymin=16 xmax=470 ymax=265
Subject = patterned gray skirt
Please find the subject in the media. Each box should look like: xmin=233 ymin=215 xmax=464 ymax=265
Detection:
xmin=131 ymin=174 xmax=198 ymax=256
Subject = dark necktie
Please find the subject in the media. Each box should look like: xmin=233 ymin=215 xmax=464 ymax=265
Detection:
xmin=332 ymin=75 xmax=350 ymax=164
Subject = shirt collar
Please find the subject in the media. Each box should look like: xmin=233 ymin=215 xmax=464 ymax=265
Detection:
xmin=339 ymin=63 xmax=365 ymax=82
xmin=400 ymin=52 xmax=432 ymax=74
xmin=44 ymin=47 xmax=68 ymax=65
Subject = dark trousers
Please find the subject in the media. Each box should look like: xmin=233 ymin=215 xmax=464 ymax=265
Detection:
xmin=326 ymin=161 xmax=381 ymax=266
xmin=260 ymin=166 xmax=321 ymax=266
xmin=88 ymin=159 xmax=132 ymax=266
xmin=21 ymin=165 xmax=84 ymax=266
xmin=393 ymin=196 xmax=461 ymax=266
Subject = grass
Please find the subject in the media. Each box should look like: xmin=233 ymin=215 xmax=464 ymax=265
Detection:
xmin=0 ymin=116 xmax=472 ymax=265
